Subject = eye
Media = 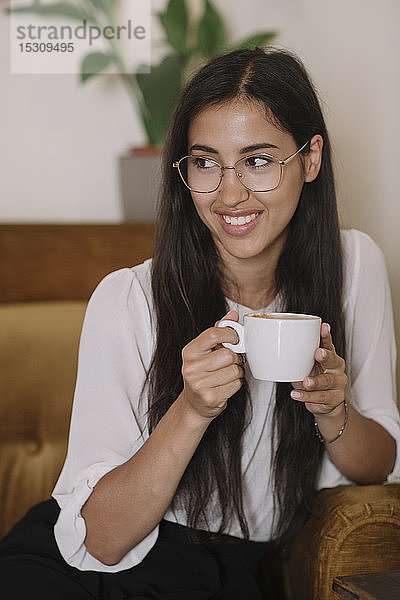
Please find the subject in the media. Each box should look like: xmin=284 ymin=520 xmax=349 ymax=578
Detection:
xmin=244 ymin=155 xmax=274 ymax=169
xmin=190 ymin=156 xmax=218 ymax=169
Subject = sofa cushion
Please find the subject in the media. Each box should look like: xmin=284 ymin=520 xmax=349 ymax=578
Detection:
xmin=0 ymin=301 xmax=86 ymax=537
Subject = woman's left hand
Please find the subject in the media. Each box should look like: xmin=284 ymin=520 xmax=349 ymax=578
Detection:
xmin=290 ymin=323 xmax=348 ymax=416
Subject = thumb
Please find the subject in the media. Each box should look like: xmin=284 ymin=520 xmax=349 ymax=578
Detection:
xmin=215 ymin=309 xmax=239 ymax=326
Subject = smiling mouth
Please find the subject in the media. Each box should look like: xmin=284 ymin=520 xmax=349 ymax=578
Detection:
xmin=220 ymin=212 xmax=260 ymax=225
xmin=214 ymin=210 xmax=263 ymax=236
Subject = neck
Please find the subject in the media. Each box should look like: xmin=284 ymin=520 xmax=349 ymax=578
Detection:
xmin=218 ymin=246 xmax=282 ymax=311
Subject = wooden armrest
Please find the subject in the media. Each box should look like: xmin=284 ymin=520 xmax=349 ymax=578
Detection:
xmin=284 ymin=484 xmax=400 ymax=600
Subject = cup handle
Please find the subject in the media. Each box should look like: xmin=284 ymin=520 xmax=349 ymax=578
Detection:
xmin=217 ymin=320 xmax=246 ymax=353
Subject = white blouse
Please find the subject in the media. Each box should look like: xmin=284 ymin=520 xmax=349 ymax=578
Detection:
xmin=52 ymin=229 xmax=400 ymax=572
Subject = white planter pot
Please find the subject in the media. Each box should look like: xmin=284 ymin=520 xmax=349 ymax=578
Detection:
xmin=118 ymin=149 xmax=162 ymax=222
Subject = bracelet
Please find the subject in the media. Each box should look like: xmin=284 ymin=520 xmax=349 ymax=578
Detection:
xmin=314 ymin=399 xmax=348 ymax=445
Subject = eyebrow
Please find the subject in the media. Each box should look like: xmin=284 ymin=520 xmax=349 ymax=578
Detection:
xmin=189 ymin=142 xmax=279 ymax=154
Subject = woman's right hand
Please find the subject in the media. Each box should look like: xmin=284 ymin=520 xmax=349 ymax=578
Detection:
xmin=82 ymin=308 xmax=244 ymax=565
xmin=181 ymin=310 xmax=245 ymax=422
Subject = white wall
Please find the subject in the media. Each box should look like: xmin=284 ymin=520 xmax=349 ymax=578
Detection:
xmin=1 ymin=0 xmax=399 ymax=388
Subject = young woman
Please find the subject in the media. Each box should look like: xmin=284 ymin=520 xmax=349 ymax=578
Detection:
xmin=1 ymin=47 xmax=399 ymax=600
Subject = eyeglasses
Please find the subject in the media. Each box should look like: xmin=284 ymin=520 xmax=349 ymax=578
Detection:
xmin=173 ymin=140 xmax=310 ymax=193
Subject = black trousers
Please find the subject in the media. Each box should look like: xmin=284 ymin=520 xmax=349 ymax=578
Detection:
xmin=0 ymin=499 xmax=275 ymax=600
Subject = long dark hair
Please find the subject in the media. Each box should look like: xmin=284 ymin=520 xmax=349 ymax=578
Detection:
xmin=146 ymin=48 xmax=345 ymax=550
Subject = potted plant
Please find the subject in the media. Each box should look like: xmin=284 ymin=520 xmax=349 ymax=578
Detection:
xmin=120 ymin=0 xmax=276 ymax=220
xmin=8 ymin=0 xmax=276 ymax=219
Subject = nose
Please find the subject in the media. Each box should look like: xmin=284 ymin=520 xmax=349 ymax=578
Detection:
xmin=219 ymin=166 xmax=249 ymax=207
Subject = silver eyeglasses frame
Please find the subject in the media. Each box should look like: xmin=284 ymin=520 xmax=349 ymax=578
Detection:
xmin=172 ymin=139 xmax=311 ymax=193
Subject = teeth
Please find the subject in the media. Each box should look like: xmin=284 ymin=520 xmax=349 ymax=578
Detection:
xmin=222 ymin=212 xmax=258 ymax=225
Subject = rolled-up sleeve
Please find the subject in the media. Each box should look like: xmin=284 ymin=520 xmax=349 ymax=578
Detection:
xmin=52 ymin=266 xmax=160 ymax=571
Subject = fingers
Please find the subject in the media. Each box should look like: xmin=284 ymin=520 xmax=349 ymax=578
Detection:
xmin=303 ymin=372 xmax=347 ymax=392
xmin=193 ymin=378 xmax=244 ymax=413
xmin=186 ymin=346 xmax=244 ymax=376
xmin=181 ymin=311 xmax=244 ymax=421
xmin=290 ymin=323 xmax=347 ymax=415
xmin=183 ymin=322 xmax=238 ymax=357
xmin=320 ymin=321 xmax=331 ymax=340
xmin=182 ymin=355 xmax=244 ymax=420
xmin=317 ymin=323 xmax=335 ymax=364
xmin=214 ymin=309 xmax=239 ymax=327
xmin=312 ymin=322 xmax=344 ymax=370
xmin=187 ymin=363 xmax=245 ymax=393
xmin=291 ymin=375 xmax=346 ymax=409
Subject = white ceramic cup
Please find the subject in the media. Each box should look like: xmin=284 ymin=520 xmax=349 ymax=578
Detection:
xmin=217 ymin=312 xmax=321 ymax=382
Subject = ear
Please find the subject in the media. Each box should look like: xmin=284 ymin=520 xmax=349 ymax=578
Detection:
xmin=304 ymin=134 xmax=323 ymax=183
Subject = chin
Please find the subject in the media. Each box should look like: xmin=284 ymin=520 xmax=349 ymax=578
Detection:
xmin=219 ymin=238 xmax=268 ymax=260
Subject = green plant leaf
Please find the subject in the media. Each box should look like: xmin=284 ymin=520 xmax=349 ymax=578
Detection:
xmin=196 ymin=0 xmax=226 ymax=58
xmin=232 ymin=31 xmax=277 ymax=51
xmin=83 ymin=0 xmax=114 ymax=21
xmin=135 ymin=54 xmax=183 ymax=147
xmin=157 ymin=0 xmax=188 ymax=56
xmin=81 ymin=51 xmax=113 ymax=82
xmin=9 ymin=2 xmax=94 ymax=23
xmin=102 ymin=0 xmax=115 ymax=20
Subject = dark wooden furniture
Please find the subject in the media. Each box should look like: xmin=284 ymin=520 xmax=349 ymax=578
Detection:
xmin=0 ymin=223 xmax=155 ymax=302
xmin=333 ymin=569 xmax=400 ymax=600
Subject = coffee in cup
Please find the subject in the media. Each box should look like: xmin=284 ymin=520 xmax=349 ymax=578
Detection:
xmin=217 ymin=312 xmax=321 ymax=382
